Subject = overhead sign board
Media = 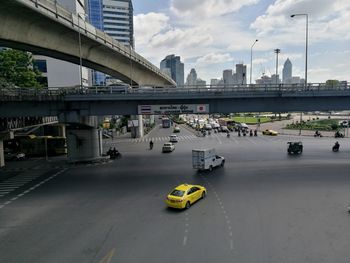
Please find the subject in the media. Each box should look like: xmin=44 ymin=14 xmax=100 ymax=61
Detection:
xmin=138 ymin=104 xmax=209 ymax=115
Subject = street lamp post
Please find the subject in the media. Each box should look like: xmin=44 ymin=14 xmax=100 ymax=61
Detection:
xmin=291 ymin=14 xmax=308 ymax=87
xmin=250 ymin=39 xmax=258 ymax=85
xmin=274 ymin=49 xmax=281 ymax=85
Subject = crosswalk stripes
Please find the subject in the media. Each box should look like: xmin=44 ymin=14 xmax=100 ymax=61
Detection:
xmin=0 ymin=175 xmax=41 ymax=198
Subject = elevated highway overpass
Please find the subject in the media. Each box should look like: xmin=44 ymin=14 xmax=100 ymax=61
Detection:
xmin=1 ymin=84 xmax=350 ymax=117
xmin=1 ymin=83 xmax=350 ymax=164
xmin=0 ymin=0 xmax=175 ymax=86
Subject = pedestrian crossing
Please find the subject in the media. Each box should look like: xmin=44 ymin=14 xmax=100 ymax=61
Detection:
xmin=0 ymin=174 xmax=41 ymax=198
xmin=114 ymin=132 xmax=313 ymax=145
xmin=128 ymin=135 xmax=197 ymax=143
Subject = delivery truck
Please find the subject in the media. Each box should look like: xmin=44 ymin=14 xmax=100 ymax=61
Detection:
xmin=192 ymin=148 xmax=225 ymax=171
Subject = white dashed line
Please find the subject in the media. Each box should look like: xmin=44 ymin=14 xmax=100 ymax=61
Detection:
xmin=0 ymin=169 xmax=67 ymax=210
xmin=183 ymin=236 xmax=188 ymax=246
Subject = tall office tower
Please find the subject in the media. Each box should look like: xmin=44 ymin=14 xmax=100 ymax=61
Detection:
xmin=210 ymin=79 xmax=220 ymax=86
xmin=86 ymin=0 xmax=134 ymax=85
xmin=33 ymin=0 xmax=90 ymax=88
xmin=186 ymin=68 xmax=197 ymax=86
xmin=236 ymin=63 xmax=247 ymax=85
xmin=160 ymin=55 xmax=184 ymax=86
xmin=282 ymin=58 xmax=292 ymax=84
xmin=223 ymin=69 xmax=233 ymax=86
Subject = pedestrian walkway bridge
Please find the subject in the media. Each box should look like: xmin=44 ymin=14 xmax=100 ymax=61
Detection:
xmin=0 ymin=83 xmax=349 ymax=117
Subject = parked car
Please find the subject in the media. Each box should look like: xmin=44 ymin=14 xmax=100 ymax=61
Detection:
xmin=4 ymin=151 xmax=25 ymax=161
xmin=162 ymin=142 xmax=175 ymax=153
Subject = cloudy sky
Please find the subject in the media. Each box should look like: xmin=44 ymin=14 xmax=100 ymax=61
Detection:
xmin=132 ymin=0 xmax=350 ymax=84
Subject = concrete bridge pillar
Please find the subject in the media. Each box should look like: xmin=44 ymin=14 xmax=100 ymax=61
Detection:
xmin=0 ymin=140 xmax=4 ymax=168
xmin=66 ymin=127 xmax=102 ymax=163
xmin=59 ymin=113 xmax=103 ymax=162
xmin=130 ymin=115 xmax=144 ymax=138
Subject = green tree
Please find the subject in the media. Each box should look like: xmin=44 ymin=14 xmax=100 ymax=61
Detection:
xmin=326 ymin=79 xmax=340 ymax=87
xmin=0 ymin=49 xmax=42 ymax=88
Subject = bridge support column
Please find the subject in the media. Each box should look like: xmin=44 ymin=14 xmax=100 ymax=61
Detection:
xmin=0 ymin=140 xmax=4 ymax=168
xmin=130 ymin=115 xmax=144 ymax=138
xmin=66 ymin=127 xmax=102 ymax=163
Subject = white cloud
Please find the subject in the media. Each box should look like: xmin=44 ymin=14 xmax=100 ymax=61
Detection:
xmin=150 ymin=28 xmax=213 ymax=49
xmin=133 ymin=0 xmax=350 ymax=83
xmin=170 ymin=0 xmax=259 ymax=18
xmin=196 ymin=53 xmax=233 ymax=66
xmin=134 ymin=12 xmax=169 ymax=45
xmin=251 ymin=0 xmax=350 ymax=41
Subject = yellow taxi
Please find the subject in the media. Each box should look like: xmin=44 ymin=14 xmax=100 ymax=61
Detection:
xmin=262 ymin=129 xmax=278 ymax=136
xmin=166 ymin=184 xmax=206 ymax=209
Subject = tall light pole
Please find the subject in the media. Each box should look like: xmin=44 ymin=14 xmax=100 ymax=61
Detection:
xmin=250 ymin=39 xmax=258 ymax=85
xmin=291 ymin=13 xmax=308 ymax=87
xmin=274 ymin=48 xmax=281 ymax=85
xmin=77 ymin=13 xmax=87 ymax=90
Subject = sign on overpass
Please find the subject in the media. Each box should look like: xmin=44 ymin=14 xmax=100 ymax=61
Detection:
xmin=138 ymin=104 xmax=209 ymax=115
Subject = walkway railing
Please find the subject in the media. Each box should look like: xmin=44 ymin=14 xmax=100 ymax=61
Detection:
xmin=0 ymin=83 xmax=349 ymax=100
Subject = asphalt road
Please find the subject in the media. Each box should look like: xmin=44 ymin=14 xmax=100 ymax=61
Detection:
xmin=1 ymin=125 xmax=350 ymax=263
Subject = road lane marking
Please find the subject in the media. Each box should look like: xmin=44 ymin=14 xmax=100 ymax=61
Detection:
xmin=98 ymin=248 xmax=116 ymax=263
xmin=0 ymin=168 xmax=67 ymax=210
xmin=183 ymin=236 xmax=188 ymax=246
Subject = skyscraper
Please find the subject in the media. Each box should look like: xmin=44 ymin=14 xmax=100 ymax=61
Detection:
xmin=223 ymin=69 xmax=233 ymax=86
xmin=86 ymin=0 xmax=134 ymax=85
xmin=282 ymin=58 xmax=292 ymax=84
xmin=160 ymin=55 xmax=184 ymax=86
xmin=186 ymin=68 xmax=197 ymax=86
xmin=236 ymin=64 xmax=247 ymax=85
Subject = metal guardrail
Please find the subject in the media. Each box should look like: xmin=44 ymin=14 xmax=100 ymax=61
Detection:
xmin=0 ymin=83 xmax=350 ymax=100
xmin=18 ymin=0 xmax=174 ymax=84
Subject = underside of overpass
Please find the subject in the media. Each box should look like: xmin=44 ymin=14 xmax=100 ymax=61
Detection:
xmin=0 ymin=0 xmax=175 ymax=86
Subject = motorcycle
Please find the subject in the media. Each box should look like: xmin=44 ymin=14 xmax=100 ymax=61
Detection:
xmin=314 ymin=131 xmax=323 ymax=137
xmin=107 ymin=148 xmax=122 ymax=159
xmin=332 ymin=142 xmax=340 ymax=152
xmin=335 ymin=131 xmax=344 ymax=138
xmin=249 ymin=130 xmax=253 ymax=137
xmin=227 ymin=133 xmax=230 ymax=138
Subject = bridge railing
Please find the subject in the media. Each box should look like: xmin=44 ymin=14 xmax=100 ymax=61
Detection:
xmin=1 ymin=83 xmax=349 ymax=99
xmin=22 ymin=0 xmax=174 ymax=84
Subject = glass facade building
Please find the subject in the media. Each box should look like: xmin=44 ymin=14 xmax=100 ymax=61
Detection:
xmin=86 ymin=0 xmax=134 ymax=85
xmin=160 ymin=55 xmax=184 ymax=86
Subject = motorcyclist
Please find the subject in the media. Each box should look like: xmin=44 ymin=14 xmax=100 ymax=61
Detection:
xmin=314 ymin=130 xmax=322 ymax=137
xmin=227 ymin=131 xmax=230 ymax=138
xmin=238 ymin=130 xmax=241 ymax=137
xmin=149 ymin=140 xmax=154 ymax=150
xmin=332 ymin=141 xmax=340 ymax=152
xmin=254 ymin=129 xmax=258 ymax=136
xmin=335 ymin=131 xmax=343 ymax=138
xmin=249 ymin=129 xmax=253 ymax=137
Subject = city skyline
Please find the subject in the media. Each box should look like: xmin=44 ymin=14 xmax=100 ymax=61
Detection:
xmin=133 ymin=0 xmax=350 ymax=84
